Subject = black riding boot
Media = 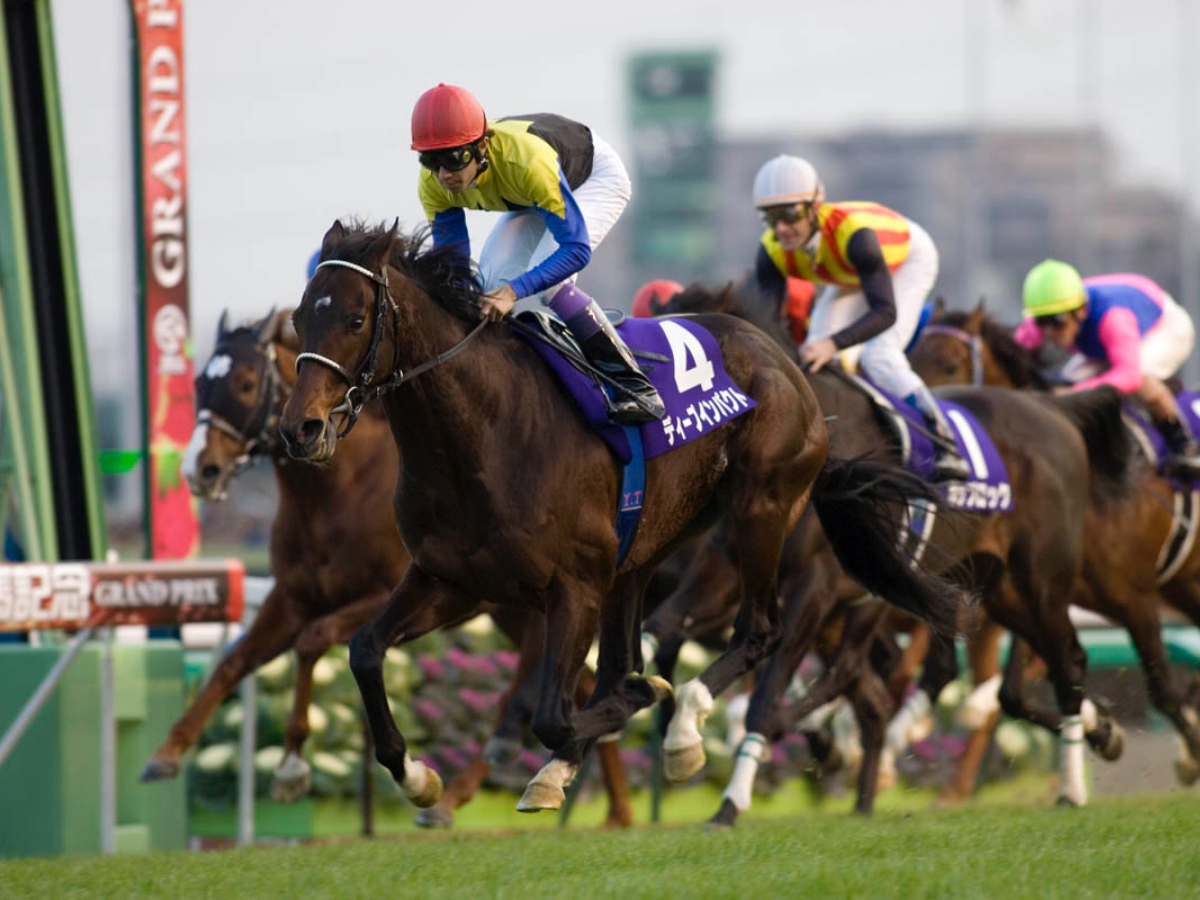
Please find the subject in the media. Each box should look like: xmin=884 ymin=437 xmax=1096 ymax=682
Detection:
xmin=557 ymin=292 xmax=665 ymax=424
xmin=1158 ymin=416 xmax=1200 ymax=478
xmin=906 ymin=386 xmax=971 ymax=482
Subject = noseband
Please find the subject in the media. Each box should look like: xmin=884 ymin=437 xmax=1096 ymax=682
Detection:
xmin=920 ymin=325 xmax=985 ymax=386
xmin=196 ymin=339 xmax=288 ymax=476
xmin=295 ymin=258 xmax=487 ymax=438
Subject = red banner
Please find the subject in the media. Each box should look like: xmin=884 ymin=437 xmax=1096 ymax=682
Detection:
xmin=133 ymin=0 xmax=198 ymax=559
xmin=0 ymin=560 xmax=245 ymax=632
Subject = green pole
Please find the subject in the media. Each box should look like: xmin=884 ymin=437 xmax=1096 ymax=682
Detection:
xmin=0 ymin=11 xmax=56 ymax=561
xmin=34 ymin=0 xmax=107 ymax=558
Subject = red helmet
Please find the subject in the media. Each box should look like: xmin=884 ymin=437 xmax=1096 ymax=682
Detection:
xmin=632 ymin=279 xmax=684 ymax=318
xmin=411 ymin=84 xmax=487 ymax=151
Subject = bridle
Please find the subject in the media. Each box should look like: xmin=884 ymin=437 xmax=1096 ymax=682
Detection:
xmin=195 ymin=339 xmax=288 ymax=478
xmin=295 ymin=258 xmax=487 ymax=438
xmin=919 ymin=325 xmax=985 ymax=386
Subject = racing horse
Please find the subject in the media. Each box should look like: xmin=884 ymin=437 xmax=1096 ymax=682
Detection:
xmin=142 ymin=308 xmax=636 ymax=828
xmin=278 ymin=220 xmax=967 ymax=813
xmin=654 ymin=284 xmax=1134 ymax=815
xmin=911 ymin=303 xmax=1200 ymax=788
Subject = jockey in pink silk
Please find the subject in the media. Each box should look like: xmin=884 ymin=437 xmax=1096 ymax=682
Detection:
xmin=1015 ymin=260 xmax=1200 ymax=476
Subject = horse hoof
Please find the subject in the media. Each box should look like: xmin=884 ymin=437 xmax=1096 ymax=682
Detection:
xmin=664 ymin=741 xmax=707 ymax=782
xmin=1175 ymin=757 xmax=1200 ymax=787
xmin=515 ymin=779 xmax=565 ymax=813
xmin=645 ymin=675 xmax=674 ymax=703
xmin=602 ymin=812 xmax=633 ymax=830
xmin=1055 ymin=794 xmax=1082 ymax=808
xmin=139 ymin=757 xmax=180 ymax=783
xmin=270 ymin=772 xmax=311 ymax=802
xmin=1098 ymin=724 xmax=1124 ymax=762
xmin=483 ymin=737 xmax=522 ymax=766
xmin=414 ymin=805 xmax=455 ymax=829
xmin=705 ymin=798 xmax=739 ymax=830
xmin=408 ymin=768 xmax=443 ymax=808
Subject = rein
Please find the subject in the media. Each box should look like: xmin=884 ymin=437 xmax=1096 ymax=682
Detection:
xmin=921 ymin=325 xmax=984 ymax=386
xmin=295 ymin=258 xmax=487 ymax=438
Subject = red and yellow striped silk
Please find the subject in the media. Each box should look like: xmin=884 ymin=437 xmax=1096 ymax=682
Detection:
xmin=761 ymin=201 xmax=911 ymax=289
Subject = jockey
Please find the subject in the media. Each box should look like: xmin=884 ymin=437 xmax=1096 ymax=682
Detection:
xmin=1015 ymin=260 xmax=1200 ymax=476
xmin=631 ymin=279 xmax=683 ymax=318
xmin=411 ymin=83 xmax=664 ymax=424
xmin=751 ymin=154 xmax=969 ymax=481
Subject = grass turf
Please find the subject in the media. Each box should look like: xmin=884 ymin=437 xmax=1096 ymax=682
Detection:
xmin=5 ymin=790 xmax=1199 ymax=899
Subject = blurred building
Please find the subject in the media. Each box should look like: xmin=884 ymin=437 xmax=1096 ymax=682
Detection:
xmin=592 ymin=125 xmax=1198 ymax=337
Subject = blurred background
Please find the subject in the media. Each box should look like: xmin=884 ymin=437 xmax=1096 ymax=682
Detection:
xmin=48 ymin=0 xmax=1200 ymax=563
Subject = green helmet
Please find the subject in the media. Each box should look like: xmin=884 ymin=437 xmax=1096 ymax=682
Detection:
xmin=1022 ymin=259 xmax=1087 ymax=318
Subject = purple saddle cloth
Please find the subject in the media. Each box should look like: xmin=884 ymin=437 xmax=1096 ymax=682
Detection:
xmin=511 ymin=312 xmax=757 ymax=464
xmin=1122 ymin=390 xmax=1200 ymax=490
xmin=848 ymin=373 xmax=1013 ymax=513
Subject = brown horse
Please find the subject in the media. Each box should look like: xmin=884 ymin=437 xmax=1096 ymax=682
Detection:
xmin=654 ymin=283 xmax=1135 ymax=813
xmin=911 ymin=303 xmax=1200 ymax=788
xmin=278 ymin=220 xmax=966 ymax=813
xmin=142 ymin=308 xmax=635 ymax=828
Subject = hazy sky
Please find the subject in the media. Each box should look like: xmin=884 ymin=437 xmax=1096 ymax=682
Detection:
xmin=50 ymin=0 xmax=1200 ymax=411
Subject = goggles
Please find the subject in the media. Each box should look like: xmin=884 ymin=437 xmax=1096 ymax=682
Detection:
xmin=1034 ymin=312 xmax=1071 ymax=330
xmin=760 ymin=204 xmax=809 ymax=227
xmin=418 ymin=145 xmax=476 ymax=173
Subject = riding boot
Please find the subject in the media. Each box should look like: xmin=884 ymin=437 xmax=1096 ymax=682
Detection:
xmin=549 ymin=284 xmax=666 ymax=424
xmin=905 ymin=386 xmax=971 ymax=482
xmin=1157 ymin=415 xmax=1200 ymax=478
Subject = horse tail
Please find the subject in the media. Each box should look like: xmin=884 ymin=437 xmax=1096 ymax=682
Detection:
xmin=1044 ymin=385 xmax=1136 ymax=505
xmin=811 ymin=455 xmax=965 ymax=640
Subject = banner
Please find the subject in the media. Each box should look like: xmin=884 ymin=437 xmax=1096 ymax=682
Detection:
xmin=132 ymin=0 xmax=198 ymax=559
xmin=0 ymin=559 xmax=244 ymax=631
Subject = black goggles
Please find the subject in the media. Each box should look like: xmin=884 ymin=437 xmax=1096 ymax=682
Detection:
xmin=418 ymin=145 xmax=475 ymax=173
xmin=1034 ymin=312 xmax=1071 ymax=329
xmin=760 ymin=204 xmax=808 ymax=227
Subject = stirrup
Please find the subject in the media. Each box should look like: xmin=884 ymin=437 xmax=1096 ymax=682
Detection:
xmin=934 ymin=452 xmax=971 ymax=482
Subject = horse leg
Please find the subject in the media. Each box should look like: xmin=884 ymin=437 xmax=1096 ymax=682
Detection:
xmin=849 ymin=667 xmax=892 ymax=816
xmin=1121 ymin=601 xmax=1200 ymax=786
xmin=272 ymin=594 xmax=386 ymax=801
xmin=1160 ymin=579 xmax=1200 ymax=718
xmin=887 ymin=619 xmax=929 ymax=706
xmin=349 ymin=567 xmax=479 ymax=807
xmin=141 ymin=587 xmax=304 ymax=781
xmin=520 ymin=573 xmax=666 ymax=812
xmin=709 ymin=562 xmax=838 ymax=828
xmin=937 ymin=619 xmax=1006 ymax=807
xmin=666 ymin=500 xmax=798 ymax=783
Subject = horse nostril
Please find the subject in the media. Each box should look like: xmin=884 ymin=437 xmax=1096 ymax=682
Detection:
xmin=200 ymin=463 xmax=221 ymax=483
xmin=299 ymin=418 xmax=325 ymax=446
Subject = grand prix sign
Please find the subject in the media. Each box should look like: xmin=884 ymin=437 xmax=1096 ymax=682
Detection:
xmin=133 ymin=0 xmax=199 ymax=559
xmin=0 ymin=560 xmax=244 ymax=632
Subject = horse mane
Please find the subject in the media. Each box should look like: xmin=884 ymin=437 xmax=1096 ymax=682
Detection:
xmin=935 ymin=310 xmax=1050 ymax=391
xmin=666 ymin=279 xmax=791 ymax=347
xmin=1044 ymin=386 xmax=1138 ymax=506
xmin=330 ymin=219 xmax=483 ymax=323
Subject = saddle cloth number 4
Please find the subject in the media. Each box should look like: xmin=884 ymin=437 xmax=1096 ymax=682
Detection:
xmin=661 ymin=320 xmax=715 ymax=394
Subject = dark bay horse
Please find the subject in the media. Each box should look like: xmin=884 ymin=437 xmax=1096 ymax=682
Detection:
xmin=144 ymin=309 xmax=635 ymax=827
xmin=654 ymin=284 xmax=1135 ymax=812
xmin=278 ymin=220 xmax=967 ymax=813
xmin=911 ymin=303 xmax=1200 ymax=788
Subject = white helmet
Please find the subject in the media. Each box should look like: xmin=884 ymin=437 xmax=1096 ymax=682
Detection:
xmin=752 ymin=155 xmax=824 ymax=209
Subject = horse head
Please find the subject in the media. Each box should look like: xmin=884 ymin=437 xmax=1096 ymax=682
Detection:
xmin=183 ymin=306 xmax=288 ymax=500
xmin=280 ymin=219 xmax=483 ymax=462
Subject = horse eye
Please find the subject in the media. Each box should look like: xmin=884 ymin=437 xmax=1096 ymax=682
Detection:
xmin=240 ymin=380 xmax=255 ymax=393
xmin=349 ymin=317 xmax=366 ymax=332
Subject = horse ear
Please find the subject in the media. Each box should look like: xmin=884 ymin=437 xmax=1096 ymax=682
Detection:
xmin=933 ymin=296 xmax=946 ymax=317
xmin=966 ymin=299 xmax=986 ymax=332
xmin=367 ymin=219 xmax=400 ymax=269
xmin=216 ymin=309 xmax=229 ymax=343
xmin=254 ymin=306 xmax=280 ymax=346
xmin=320 ymin=220 xmax=345 ymax=259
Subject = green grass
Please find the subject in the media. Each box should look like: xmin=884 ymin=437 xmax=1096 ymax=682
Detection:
xmin=5 ymin=789 xmax=1199 ymax=899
